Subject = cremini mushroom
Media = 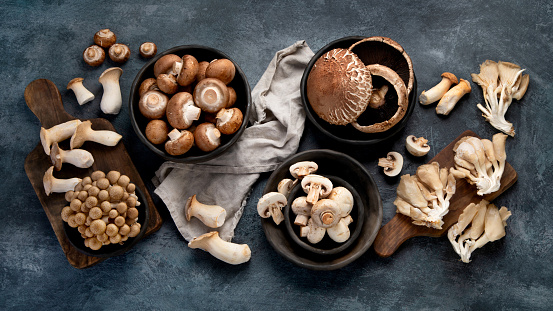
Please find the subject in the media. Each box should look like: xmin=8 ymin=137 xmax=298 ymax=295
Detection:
xmin=185 ymin=195 xmax=226 ymax=228
xmin=226 ymin=86 xmax=237 ymax=108
xmin=108 ymin=43 xmax=130 ymax=63
xmin=378 ymin=151 xmax=403 ymax=176
xmin=165 ymin=129 xmax=194 ymax=156
xmin=166 ymin=92 xmax=201 ymax=129
xmin=98 ymin=67 xmax=123 ymax=114
xmin=327 ymin=186 xmax=354 ymax=218
xmin=419 ymin=72 xmax=458 ymax=105
xmin=289 ymin=161 xmax=318 ymax=179
xmin=67 ymin=78 xmax=95 ymax=106
xmin=196 ymin=61 xmax=210 ymax=82
xmin=436 ymin=78 xmax=471 ymax=115
xmin=188 ymin=231 xmax=251 ymax=265
xmin=50 ymin=142 xmax=94 ymax=171
xmin=94 ymin=29 xmax=116 ymax=48
xmin=43 ymin=166 xmax=81 ymax=196
xmin=194 ymin=122 xmax=221 ymax=152
xmin=40 ymin=119 xmax=82 ymax=155
xmin=139 ymin=42 xmax=157 ymax=58
xmin=153 ymin=54 xmax=182 ymax=77
xmin=205 ymin=59 xmax=236 ymax=85
xmin=139 ymin=90 xmax=169 ymax=119
xmin=257 ymin=192 xmax=287 ymax=225
xmin=310 ymin=199 xmax=341 ymax=228
xmin=83 ymin=45 xmax=105 ymax=67
xmin=301 ymin=174 xmax=333 ymax=204
xmin=215 ymin=107 xmax=243 ymax=135
xmin=70 ymin=120 xmax=122 ymax=149
xmin=177 ymin=55 xmax=199 ymax=86
xmin=193 ymin=78 xmax=229 ymax=113
xmin=406 ymin=135 xmax=431 ymax=156
xmin=138 ymin=78 xmax=159 ymax=97
xmin=145 ymin=119 xmax=169 ymax=144
xmin=291 ymin=196 xmax=312 ymax=226
xmin=327 ymin=215 xmax=353 ymax=243
xmin=157 ymin=73 xmax=178 ymax=94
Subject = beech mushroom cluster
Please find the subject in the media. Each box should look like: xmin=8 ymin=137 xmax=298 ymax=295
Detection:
xmin=448 ymin=200 xmax=511 ymax=263
xmin=471 ymin=60 xmax=529 ymax=136
xmin=419 ymin=72 xmax=472 ymax=116
xmin=394 ymin=162 xmax=457 ymax=229
xmin=61 ymin=170 xmax=142 ymax=251
xmin=450 ymin=133 xmax=508 ymax=196
xmin=83 ymin=29 xmax=132 ymax=66
xmin=138 ymin=54 xmax=243 ymax=156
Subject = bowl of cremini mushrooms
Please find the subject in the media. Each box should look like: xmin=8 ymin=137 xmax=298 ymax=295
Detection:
xmin=301 ymin=36 xmax=417 ymax=145
xmin=129 ymin=45 xmax=252 ymax=163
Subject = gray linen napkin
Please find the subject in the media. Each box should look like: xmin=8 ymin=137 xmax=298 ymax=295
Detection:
xmin=153 ymin=41 xmax=314 ymax=242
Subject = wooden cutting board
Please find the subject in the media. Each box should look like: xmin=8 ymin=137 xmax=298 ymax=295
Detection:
xmin=24 ymin=79 xmax=163 ymax=268
xmin=373 ymin=130 xmax=517 ymax=257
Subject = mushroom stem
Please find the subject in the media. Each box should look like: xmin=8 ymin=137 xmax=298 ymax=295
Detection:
xmin=67 ymin=78 xmax=95 ymax=106
xmin=98 ymin=67 xmax=123 ymax=115
xmin=50 ymin=142 xmax=94 ymax=170
xmin=43 ymin=166 xmax=81 ymax=196
xmin=436 ymin=79 xmax=471 ymax=115
xmin=188 ymin=231 xmax=251 ymax=265
xmin=70 ymin=120 xmax=122 ymax=149
xmin=40 ymin=119 xmax=82 ymax=155
xmin=419 ymin=72 xmax=458 ymax=105
xmin=185 ymin=195 xmax=226 ymax=228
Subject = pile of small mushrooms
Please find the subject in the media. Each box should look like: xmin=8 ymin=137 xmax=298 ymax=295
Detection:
xmin=138 ymin=54 xmax=243 ymax=156
xmin=257 ymin=161 xmax=356 ymax=244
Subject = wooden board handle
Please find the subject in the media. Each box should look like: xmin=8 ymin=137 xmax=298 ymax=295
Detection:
xmin=24 ymin=79 xmax=74 ymax=128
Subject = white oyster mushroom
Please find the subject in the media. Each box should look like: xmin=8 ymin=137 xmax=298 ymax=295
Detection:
xmin=257 ymin=192 xmax=287 ymax=225
xmin=185 ymin=195 xmax=226 ymax=228
xmin=40 ymin=119 xmax=82 ymax=155
xmin=188 ymin=231 xmax=251 ymax=265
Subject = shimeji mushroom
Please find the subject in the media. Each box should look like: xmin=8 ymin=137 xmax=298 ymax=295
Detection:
xmin=257 ymin=192 xmax=287 ymax=225
xmin=406 ymin=135 xmax=431 ymax=157
xmin=166 ymin=92 xmax=201 ymax=129
xmin=50 ymin=142 xmax=94 ymax=170
xmin=43 ymin=166 xmax=81 ymax=196
xmin=419 ymin=72 xmax=458 ymax=105
xmin=185 ymin=195 xmax=226 ymax=228
xmin=67 ymin=78 xmax=95 ymax=105
xmin=301 ymin=174 xmax=333 ymax=204
xmin=188 ymin=231 xmax=251 ymax=265
xmin=378 ymin=151 xmax=403 ymax=177
xmin=291 ymin=196 xmax=312 ymax=226
xmin=98 ymin=67 xmax=123 ymax=114
xmin=40 ymin=119 xmax=82 ymax=155
xmin=448 ymin=200 xmax=511 ymax=263
xmin=436 ymin=79 xmax=471 ymax=115
xmin=139 ymin=42 xmax=157 ymax=58
xmin=70 ymin=120 xmax=122 ymax=149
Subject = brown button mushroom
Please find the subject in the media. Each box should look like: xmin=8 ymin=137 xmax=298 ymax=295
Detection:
xmin=157 ymin=73 xmax=179 ymax=94
xmin=94 ymin=29 xmax=117 ymax=48
xmin=153 ymin=54 xmax=182 ymax=77
xmin=108 ymin=43 xmax=130 ymax=63
xmin=177 ymin=55 xmax=199 ymax=86
xmin=205 ymin=59 xmax=236 ymax=85
xmin=166 ymin=92 xmax=201 ymax=129
xmin=196 ymin=61 xmax=210 ymax=82
xmin=193 ymin=78 xmax=229 ymax=113
xmin=145 ymin=119 xmax=169 ymax=144
xmin=83 ymin=45 xmax=105 ymax=67
xmin=306 ymin=48 xmax=373 ymax=125
xmin=215 ymin=108 xmax=243 ymax=135
xmin=226 ymin=86 xmax=237 ymax=108
xmin=139 ymin=90 xmax=169 ymax=119
xmin=165 ymin=129 xmax=194 ymax=156
xmin=139 ymin=42 xmax=157 ymax=58
xmin=194 ymin=122 xmax=221 ymax=152
xmin=138 ymin=78 xmax=159 ymax=97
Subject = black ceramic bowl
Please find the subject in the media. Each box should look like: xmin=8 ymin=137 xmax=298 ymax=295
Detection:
xmin=129 ymin=45 xmax=252 ymax=163
xmin=63 ymin=187 xmax=150 ymax=258
xmin=261 ymin=149 xmax=382 ymax=270
xmin=284 ymin=175 xmax=365 ymax=256
xmin=300 ymin=36 xmax=417 ymax=145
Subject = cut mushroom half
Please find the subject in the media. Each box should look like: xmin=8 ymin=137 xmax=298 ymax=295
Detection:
xmin=185 ymin=195 xmax=226 ymax=228
xmin=289 ymin=161 xmax=318 ymax=179
xmin=40 ymin=119 xmax=82 ymax=155
xmin=301 ymin=174 xmax=333 ymax=204
xmin=378 ymin=151 xmax=403 ymax=176
xmin=50 ymin=142 xmax=94 ymax=171
xmin=43 ymin=166 xmax=81 ymax=196
xmin=70 ymin=120 xmax=122 ymax=149
xmin=188 ymin=231 xmax=251 ymax=265
xmin=67 ymin=78 xmax=95 ymax=106
xmin=257 ymin=192 xmax=287 ymax=225
xmin=98 ymin=67 xmax=123 ymax=115
xmin=406 ymin=135 xmax=431 ymax=156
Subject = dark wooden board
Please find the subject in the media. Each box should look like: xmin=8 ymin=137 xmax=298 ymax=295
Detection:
xmin=24 ymin=79 xmax=163 ymax=268
xmin=373 ymin=130 xmax=517 ymax=257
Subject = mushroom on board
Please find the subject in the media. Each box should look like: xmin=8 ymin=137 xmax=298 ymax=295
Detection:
xmin=139 ymin=42 xmax=157 ymax=58
xmin=83 ymin=45 xmax=105 ymax=67
xmin=419 ymin=72 xmax=458 ymax=105
xmin=43 ymin=166 xmax=81 ymax=196
xmin=301 ymin=174 xmax=333 ymax=204
xmin=98 ymin=67 xmax=123 ymax=115
xmin=193 ymin=78 xmax=230 ymax=113
xmin=166 ymin=92 xmax=201 ymax=129
xmin=257 ymin=192 xmax=287 ymax=225
xmin=185 ymin=195 xmax=226 ymax=228
xmin=70 ymin=120 xmax=122 ymax=149
xmin=405 ymin=135 xmax=431 ymax=156
xmin=67 ymin=78 xmax=94 ymax=106
xmin=378 ymin=151 xmax=403 ymax=176
xmin=139 ymin=90 xmax=169 ymax=119
xmin=40 ymin=119 xmax=82 ymax=155
xmin=188 ymin=231 xmax=251 ymax=265
xmin=94 ymin=29 xmax=116 ymax=48
xmin=108 ymin=43 xmax=130 ymax=63
xmin=50 ymin=142 xmax=94 ymax=171
xmin=205 ymin=59 xmax=236 ymax=85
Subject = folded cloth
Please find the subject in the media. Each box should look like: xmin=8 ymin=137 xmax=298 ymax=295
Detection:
xmin=153 ymin=41 xmax=314 ymax=242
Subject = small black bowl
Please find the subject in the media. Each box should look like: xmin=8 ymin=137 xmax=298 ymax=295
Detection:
xmin=284 ymin=175 xmax=365 ymax=256
xmin=300 ymin=36 xmax=417 ymax=145
xmin=63 ymin=187 xmax=150 ymax=258
xmin=129 ymin=45 xmax=252 ymax=163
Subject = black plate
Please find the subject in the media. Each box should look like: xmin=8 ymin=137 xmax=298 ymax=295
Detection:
xmin=63 ymin=187 xmax=150 ymax=258
xmin=284 ymin=175 xmax=365 ymax=256
xmin=129 ymin=45 xmax=252 ymax=163
xmin=261 ymin=149 xmax=383 ymax=270
xmin=300 ymin=36 xmax=417 ymax=145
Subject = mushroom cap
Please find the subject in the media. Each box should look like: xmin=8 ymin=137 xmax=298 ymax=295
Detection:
xmin=153 ymin=54 xmax=182 ymax=77
xmin=139 ymin=42 xmax=157 ymax=58
xmin=145 ymin=119 xmax=169 ymax=144
xmin=166 ymin=92 xmax=201 ymax=129
xmin=306 ymin=48 xmax=373 ymax=125
xmin=138 ymin=78 xmax=159 ymax=97
xmin=83 ymin=45 xmax=105 ymax=67
xmin=327 ymin=186 xmax=354 ymax=217
xmin=67 ymin=77 xmax=84 ymax=90
xmin=291 ymin=196 xmax=312 ymax=216
xmin=441 ymin=72 xmax=459 ymax=85
xmin=378 ymin=151 xmax=403 ymax=177
xmin=257 ymin=192 xmax=287 ymax=218
xmin=311 ymin=199 xmax=341 ymax=228
xmin=139 ymin=90 xmax=169 ymax=119
xmin=289 ymin=161 xmax=318 ymax=179
xmin=196 ymin=61 xmax=210 ymax=82
xmin=406 ymin=135 xmax=430 ymax=156
xmin=194 ymin=122 xmax=221 ymax=152
xmin=69 ymin=120 xmax=93 ymax=149
xmin=98 ymin=67 xmax=123 ymax=84
xmin=50 ymin=142 xmax=63 ymax=171
xmin=94 ymin=29 xmax=116 ymax=48
xmin=215 ymin=108 xmax=243 ymax=135
xmin=108 ymin=43 xmax=130 ymax=63
xmin=165 ymin=129 xmax=194 ymax=156
xmin=177 ymin=54 xmax=199 ymax=86
xmin=226 ymin=86 xmax=237 ymax=108
xmin=193 ymin=78 xmax=230 ymax=113
xmin=205 ymin=59 xmax=236 ymax=85
xmin=301 ymin=174 xmax=333 ymax=204
xmin=157 ymin=74 xmax=179 ymax=94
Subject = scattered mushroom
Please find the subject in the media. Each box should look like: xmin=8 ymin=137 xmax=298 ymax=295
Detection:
xmin=185 ymin=195 xmax=226 ymax=228
xmin=205 ymin=59 xmax=236 ymax=85
xmin=43 ymin=166 xmax=81 ymax=196
xmin=436 ymin=78 xmax=471 ymax=115
xmin=257 ymin=192 xmax=287 ymax=225
xmin=139 ymin=42 xmax=157 ymax=58
xmin=139 ymin=90 xmax=169 ymax=119
xmin=289 ymin=161 xmax=318 ymax=179
xmin=67 ymin=78 xmax=95 ymax=106
xmin=40 ymin=119 xmax=82 ymax=155
xmin=188 ymin=231 xmax=251 ymax=265
xmin=70 ymin=120 xmax=122 ymax=149
xmin=301 ymin=174 xmax=333 ymax=204
xmin=50 ymin=142 xmax=94 ymax=170
xmin=165 ymin=129 xmax=194 ymax=156
xmin=215 ymin=107 xmax=243 ymax=135
xmin=145 ymin=119 xmax=169 ymax=144
xmin=177 ymin=55 xmax=199 ymax=86
xmin=405 ymin=135 xmax=431 ymax=157
xmin=378 ymin=151 xmax=403 ymax=176
xmin=166 ymin=92 xmax=201 ymax=129
xmin=193 ymin=78 xmax=230 ymax=113
xmin=194 ymin=122 xmax=221 ymax=152
xmin=93 ymin=29 xmax=116 ymax=48
xmin=108 ymin=43 xmax=130 ymax=63
xmin=419 ymin=72 xmax=458 ymax=105
xmin=98 ymin=67 xmax=123 ymax=114
xmin=83 ymin=45 xmax=105 ymax=67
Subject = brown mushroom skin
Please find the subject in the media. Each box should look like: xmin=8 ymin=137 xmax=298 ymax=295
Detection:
xmin=94 ymin=29 xmax=116 ymax=48
xmin=216 ymin=108 xmax=243 ymax=135
xmin=108 ymin=43 xmax=130 ymax=63
xmin=193 ymin=78 xmax=229 ymax=113
xmin=139 ymin=90 xmax=169 ymax=119
xmin=165 ymin=130 xmax=194 ymax=155
xmin=145 ymin=120 xmax=169 ymax=144
xmin=194 ymin=123 xmax=221 ymax=152
xmin=139 ymin=42 xmax=157 ymax=58
xmin=196 ymin=61 xmax=210 ymax=82
xmin=83 ymin=45 xmax=105 ymax=66
xmin=138 ymin=78 xmax=159 ymax=97
xmin=153 ymin=54 xmax=182 ymax=77
xmin=177 ymin=55 xmax=199 ymax=86
xmin=226 ymin=86 xmax=237 ymax=108
xmin=205 ymin=59 xmax=235 ymax=85
xmin=166 ymin=92 xmax=200 ymax=129
xmin=157 ymin=74 xmax=179 ymax=94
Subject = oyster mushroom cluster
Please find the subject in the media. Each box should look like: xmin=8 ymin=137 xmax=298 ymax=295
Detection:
xmin=138 ymin=54 xmax=243 ymax=156
xmin=306 ymin=37 xmax=414 ymax=133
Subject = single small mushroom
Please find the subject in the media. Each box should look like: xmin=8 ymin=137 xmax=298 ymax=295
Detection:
xmin=215 ymin=108 xmax=243 ymax=135
xmin=108 ymin=43 xmax=130 ymax=63
xmin=94 ymin=29 xmax=116 ymax=48
xmin=194 ymin=122 xmax=221 ymax=152
xmin=40 ymin=119 xmax=82 ymax=155
xmin=98 ymin=67 xmax=123 ymax=114
xmin=436 ymin=79 xmax=471 ymax=115
xmin=165 ymin=129 xmax=194 ymax=156
xmin=153 ymin=54 xmax=183 ymax=77
xmin=196 ymin=61 xmax=210 ymax=82
xmin=145 ymin=119 xmax=169 ymax=144
xmin=193 ymin=78 xmax=230 ymax=113
xmin=327 ymin=186 xmax=354 ymax=217
xmin=166 ymin=92 xmax=201 ymax=129
xmin=43 ymin=166 xmax=82 ymax=196
xmin=185 ymin=195 xmax=226 ymax=228
xmin=405 ymin=135 xmax=431 ymax=156
xmin=139 ymin=90 xmax=169 ymax=119
xmin=67 ymin=78 xmax=95 ymax=106
xmin=257 ymin=192 xmax=287 ymax=225
xmin=419 ymin=72 xmax=459 ymax=105
xmin=138 ymin=78 xmax=160 ymax=97
xmin=83 ymin=45 xmax=105 ymax=67
xmin=291 ymin=196 xmax=312 ymax=226
xmin=301 ymin=174 xmax=333 ymax=204
xmin=277 ymin=178 xmax=297 ymax=197
xmin=311 ymin=199 xmax=341 ymax=228
xmin=378 ymin=151 xmax=403 ymax=176
xmin=139 ymin=42 xmax=157 ymax=58
xmin=70 ymin=120 xmax=122 ymax=149
xmin=188 ymin=231 xmax=251 ymax=265
xmin=205 ymin=59 xmax=236 ymax=85
xmin=177 ymin=54 xmax=199 ymax=86
xmin=157 ymin=73 xmax=179 ymax=94
xmin=327 ymin=215 xmax=353 ymax=243
xmin=289 ymin=161 xmax=318 ymax=179
xmin=50 ymin=142 xmax=94 ymax=171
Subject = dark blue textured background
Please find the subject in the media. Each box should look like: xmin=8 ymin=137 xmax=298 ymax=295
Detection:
xmin=1 ymin=1 xmax=552 ymax=309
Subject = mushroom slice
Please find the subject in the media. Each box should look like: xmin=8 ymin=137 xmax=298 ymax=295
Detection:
xmin=165 ymin=129 xmax=194 ymax=156
xmin=139 ymin=42 xmax=157 ymax=58
xmin=70 ymin=120 xmax=122 ymax=149
xmin=193 ymin=78 xmax=230 ymax=113
xmin=257 ymin=192 xmax=287 ymax=225
xmin=419 ymin=72 xmax=458 ymax=105
xmin=406 ymin=135 xmax=431 ymax=156
xmin=185 ymin=195 xmax=226 ymax=228
xmin=311 ymin=199 xmax=341 ymax=228
xmin=378 ymin=151 xmax=403 ymax=177
xmin=188 ymin=231 xmax=251 ymax=265
xmin=289 ymin=161 xmax=318 ymax=179
xmin=98 ymin=67 xmax=123 ymax=115
xmin=301 ymin=174 xmax=333 ymax=205
xmin=166 ymin=92 xmax=201 ymax=129
xmin=50 ymin=142 xmax=94 ymax=171
xmin=40 ymin=119 xmax=82 ymax=155
xmin=351 ymin=64 xmax=408 ymax=133
xmin=306 ymin=48 xmax=372 ymax=125
xmin=67 ymin=78 xmax=95 ymax=106
xmin=43 ymin=166 xmax=81 ymax=196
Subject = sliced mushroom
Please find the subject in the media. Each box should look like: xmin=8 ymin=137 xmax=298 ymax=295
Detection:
xmin=419 ymin=72 xmax=458 ymax=105
xmin=145 ymin=119 xmax=169 ymax=144
xmin=289 ymin=161 xmax=318 ymax=179
xmin=378 ymin=151 xmax=403 ymax=176
xmin=139 ymin=90 xmax=169 ymax=119
xmin=188 ymin=231 xmax=251 ymax=265
xmin=257 ymin=192 xmax=287 ymax=225
xmin=406 ymin=135 xmax=431 ymax=156
xmin=301 ymin=174 xmax=333 ymax=204
xmin=50 ymin=142 xmax=94 ymax=171
xmin=98 ymin=67 xmax=123 ymax=115
xmin=165 ymin=129 xmax=194 ymax=156
xmin=166 ymin=92 xmax=201 ymax=129
xmin=311 ymin=199 xmax=341 ymax=228
xmin=70 ymin=120 xmax=122 ymax=149
xmin=194 ymin=122 xmax=221 ymax=152
xmin=205 ymin=59 xmax=236 ymax=85
xmin=291 ymin=196 xmax=312 ymax=226
xmin=139 ymin=42 xmax=157 ymax=58
xmin=94 ymin=29 xmax=116 ymax=48
xmin=185 ymin=195 xmax=226 ymax=228
xmin=83 ymin=45 xmax=105 ymax=67
xmin=193 ymin=78 xmax=229 ymax=113
xmin=436 ymin=79 xmax=471 ymax=115
xmin=108 ymin=43 xmax=130 ymax=63
xmin=177 ymin=54 xmax=199 ymax=86
xmin=215 ymin=108 xmax=243 ymax=135
xmin=43 ymin=166 xmax=81 ymax=196
xmin=40 ymin=119 xmax=82 ymax=155
xmin=67 ymin=78 xmax=95 ymax=106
